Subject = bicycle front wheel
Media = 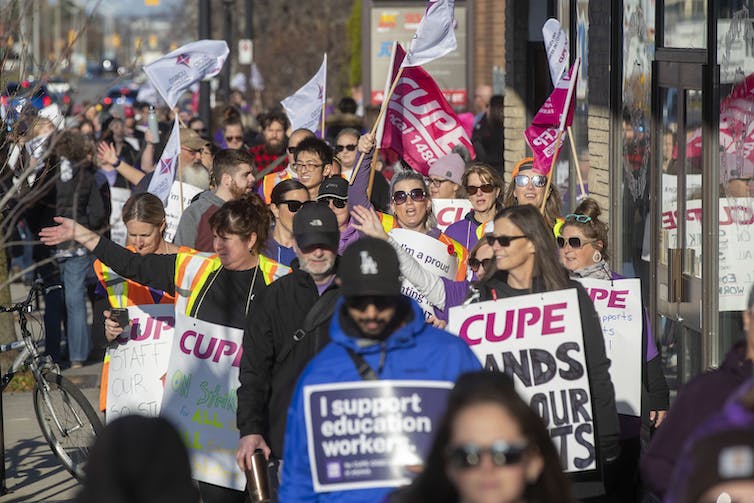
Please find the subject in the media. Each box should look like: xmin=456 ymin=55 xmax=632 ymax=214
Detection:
xmin=33 ymin=370 xmax=103 ymax=481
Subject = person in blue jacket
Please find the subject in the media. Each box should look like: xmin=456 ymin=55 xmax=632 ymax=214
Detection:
xmin=280 ymin=237 xmax=482 ymax=503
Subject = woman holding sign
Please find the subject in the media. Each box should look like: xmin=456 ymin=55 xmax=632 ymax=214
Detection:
xmin=474 ymin=204 xmax=619 ymax=499
xmin=41 ymin=194 xmax=287 ymax=503
xmin=559 ymin=198 xmax=669 ymax=502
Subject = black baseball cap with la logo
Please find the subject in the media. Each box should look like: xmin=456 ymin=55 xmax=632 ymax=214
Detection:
xmin=338 ymin=237 xmax=401 ymax=298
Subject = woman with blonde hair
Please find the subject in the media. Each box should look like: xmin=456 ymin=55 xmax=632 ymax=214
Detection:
xmin=502 ymin=157 xmax=562 ymax=229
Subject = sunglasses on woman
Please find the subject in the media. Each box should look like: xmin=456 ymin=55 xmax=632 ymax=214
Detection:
xmin=225 ymin=135 xmax=243 ymax=143
xmin=514 ymin=174 xmax=548 ymax=188
xmin=277 ymin=200 xmax=305 ymax=213
xmin=319 ymin=196 xmax=347 ymax=209
xmin=465 ymin=183 xmax=496 ymax=195
xmin=392 ymin=188 xmax=427 ymax=205
xmin=556 ymin=236 xmax=596 ymax=249
xmin=468 ymin=257 xmax=492 ymax=272
xmin=334 ymin=144 xmax=357 ymax=153
xmin=485 ymin=234 xmax=527 ymax=247
xmin=446 ymin=441 xmax=528 ymax=469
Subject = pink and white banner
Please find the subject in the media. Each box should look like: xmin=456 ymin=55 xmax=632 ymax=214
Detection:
xmin=381 ymin=45 xmax=475 ymax=175
xmin=524 ymin=59 xmax=579 ymax=174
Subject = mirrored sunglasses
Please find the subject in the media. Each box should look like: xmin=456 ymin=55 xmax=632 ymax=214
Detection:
xmin=514 ymin=174 xmax=548 ymax=188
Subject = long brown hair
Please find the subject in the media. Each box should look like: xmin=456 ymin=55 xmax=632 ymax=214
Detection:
xmin=488 ymin=204 xmax=570 ymax=292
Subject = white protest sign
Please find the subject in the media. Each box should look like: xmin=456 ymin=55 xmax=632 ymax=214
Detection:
xmin=389 ymin=228 xmax=458 ymax=318
xmin=304 ymin=380 xmax=453 ymax=493
xmin=109 ymin=186 xmax=131 ymax=247
xmin=661 ymin=198 xmax=754 ymax=310
xmin=106 ymin=304 xmax=174 ymax=422
xmin=447 ymin=290 xmax=596 ymax=472
xmin=164 ymin=181 xmax=204 ymax=243
xmin=160 ymin=313 xmax=245 ymax=490
xmin=575 ymin=278 xmax=642 ymax=416
xmin=432 ymin=198 xmax=473 ymax=232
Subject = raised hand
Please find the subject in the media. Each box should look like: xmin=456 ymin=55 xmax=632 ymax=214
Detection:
xmin=350 ymin=205 xmax=389 ymax=240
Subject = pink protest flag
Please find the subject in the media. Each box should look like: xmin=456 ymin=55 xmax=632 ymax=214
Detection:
xmin=143 ymin=40 xmax=229 ymax=108
xmin=402 ymin=0 xmax=457 ymax=68
xmin=148 ymin=116 xmax=181 ymax=203
xmin=381 ymin=45 xmax=475 ymax=175
xmin=524 ymin=59 xmax=580 ymax=175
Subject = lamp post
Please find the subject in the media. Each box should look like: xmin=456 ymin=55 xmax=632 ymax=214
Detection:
xmin=222 ymin=0 xmax=234 ymax=105
xmin=198 ymin=0 xmax=211 ymax=126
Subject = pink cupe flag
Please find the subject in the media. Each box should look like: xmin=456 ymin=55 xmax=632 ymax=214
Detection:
xmin=381 ymin=45 xmax=475 ymax=175
xmin=144 ymin=40 xmax=229 ymax=108
xmin=148 ymin=116 xmax=181 ymax=203
xmin=401 ymin=0 xmax=457 ymax=68
xmin=524 ymin=59 xmax=580 ymax=174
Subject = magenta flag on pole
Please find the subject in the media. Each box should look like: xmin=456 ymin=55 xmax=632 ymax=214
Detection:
xmin=524 ymin=61 xmax=579 ymax=174
xmin=381 ymin=45 xmax=475 ymax=175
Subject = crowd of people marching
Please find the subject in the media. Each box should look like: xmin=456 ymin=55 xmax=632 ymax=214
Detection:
xmin=2 ymin=82 xmax=753 ymax=503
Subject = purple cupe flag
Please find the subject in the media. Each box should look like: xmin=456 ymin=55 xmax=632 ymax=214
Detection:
xmin=143 ymin=40 xmax=229 ymax=108
xmin=524 ymin=59 xmax=580 ymax=174
xmin=401 ymin=0 xmax=457 ymax=68
xmin=148 ymin=116 xmax=181 ymax=203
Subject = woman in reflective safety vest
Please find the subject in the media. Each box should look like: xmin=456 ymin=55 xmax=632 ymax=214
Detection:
xmin=94 ymin=193 xmax=179 ymax=411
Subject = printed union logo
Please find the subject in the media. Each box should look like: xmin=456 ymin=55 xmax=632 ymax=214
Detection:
xmin=159 ymin=157 xmax=174 ymax=175
xmin=176 ymin=53 xmax=191 ymax=67
xmin=317 ymin=84 xmax=324 ymax=101
xmin=326 ymin=461 xmax=342 ymax=480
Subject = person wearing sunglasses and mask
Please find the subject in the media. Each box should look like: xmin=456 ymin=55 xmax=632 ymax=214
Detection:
xmin=390 ymin=371 xmax=573 ymax=503
xmin=502 ymin=157 xmax=563 ymax=230
xmin=559 ymin=198 xmax=669 ymax=502
xmin=445 ymin=162 xmax=505 ymax=250
xmin=427 ymin=152 xmax=466 ymax=200
xmin=474 ymin=204 xmax=620 ymax=499
xmin=280 ymin=238 xmax=481 ymax=503
xmin=264 ymin=179 xmax=311 ymax=266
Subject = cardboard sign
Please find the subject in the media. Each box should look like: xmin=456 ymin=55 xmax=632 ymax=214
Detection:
xmin=389 ymin=228 xmax=458 ymax=318
xmin=575 ymin=278 xmax=643 ymax=416
xmin=106 ymin=304 xmax=175 ymax=422
xmin=109 ymin=187 xmax=131 ymax=247
xmin=447 ymin=290 xmax=597 ymax=472
xmin=160 ymin=313 xmax=245 ymax=490
xmin=164 ymin=181 xmax=204 ymax=243
xmin=432 ymin=198 xmax=473 ymax=232
xmin=304 ymin=380 xmax=453 ymax=493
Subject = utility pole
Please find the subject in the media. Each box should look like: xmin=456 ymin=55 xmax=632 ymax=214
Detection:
xmin=244 ymin=0 xmax=253 ymax=106
xmin=222 ymin=0 xmax=235 ymax=104
xmin=198 ymin=0 xmax=212 ymax=126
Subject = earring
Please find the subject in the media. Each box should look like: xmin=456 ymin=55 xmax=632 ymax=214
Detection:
xmin=592 ymin=250 xmax=602 ymax=263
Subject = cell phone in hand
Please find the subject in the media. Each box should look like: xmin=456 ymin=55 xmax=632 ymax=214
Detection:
xmin=110 ymin=308 xmax=129 ymax=329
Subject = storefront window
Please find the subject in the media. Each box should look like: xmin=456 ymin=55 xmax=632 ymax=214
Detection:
xmin=663 ymin=0 xmax=707 ymax=48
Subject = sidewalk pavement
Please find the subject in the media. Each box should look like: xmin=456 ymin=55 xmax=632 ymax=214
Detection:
xmin=0 ymin=362 xmax=103 ymax=503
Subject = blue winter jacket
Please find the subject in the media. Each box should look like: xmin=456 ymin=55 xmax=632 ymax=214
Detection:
xmin=280 ymin=297 xmax=481 ymax=503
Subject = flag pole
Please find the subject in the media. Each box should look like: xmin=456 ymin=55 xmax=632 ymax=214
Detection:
xmin=566 ymin=126 xmax=587 ymax=198
xmin=321 ymin=54 xmax=327 ymax=139
xmin=540 ymin=130 xmax=565 ymax=214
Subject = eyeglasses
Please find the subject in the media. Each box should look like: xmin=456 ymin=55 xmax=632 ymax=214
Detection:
xmin=225 ymin=136 xmax=243 ymax=143
xmin=294 ymin=162 xmax=324 ymax=172
xmin=468 ymin=257 xmax=493 ymax=272
xmin=446 ymin=441 xmax=528 ymax=470
xmin=345 ymin=295 xmax=396 ymax=311
xmin=287 ymin=146 xmax=298 ymax=155
xmin=465 ymin=183 xmax=496 ymax=195
xmin=565 ymin=213 xmax=592 ymax=223
xmin=392 ymin=188 xmax=427 ymax=205
xmin=334 ymin=144 xmax=357 ymax=153
xmin=514 ymin=174 xmax=548 ymax=188
xmin=428 ymin=178 xmax=451 ymax=187
xmin=485 ymin=234 xmax=527 ymax=247
xmin=557 ymin=236 xmax=596 ymax=249
xmin=319 ymin=196 xmax=347 ymax=209
xmin=276 ymin=200 xmax=305 ymax=213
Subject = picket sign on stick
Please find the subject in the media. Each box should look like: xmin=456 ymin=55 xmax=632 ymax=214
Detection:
xmin=350 ymin=65 xmax=406 ymax=185
xmin=566 ymin=126 xmax=588 ymax=199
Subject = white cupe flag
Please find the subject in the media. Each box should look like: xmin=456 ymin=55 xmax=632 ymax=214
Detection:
xmin=281 ymin=54 xmax=327 ymax=133
xmin=148 ymin=117 xmax=181 ymax=203
xmin=143 ymin=40 xmax=229 ymax=108
xmin=401 ymin=0 xmax=457 ymax=68
xmin=542 ymin=18 xmax=569 ymax=85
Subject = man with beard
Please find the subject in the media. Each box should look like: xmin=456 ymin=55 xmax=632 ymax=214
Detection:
xmin=173 ymin=148 xmax=256 ymax=251
xmin=237 ymin=202 xmax=341 ymax=501
xmin=249 ymin=111 xmax=289 ymax=175
xmin=133 ymin=127 xmax=211 ymax=193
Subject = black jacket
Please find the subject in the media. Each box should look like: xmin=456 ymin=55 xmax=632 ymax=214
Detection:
xmin=476 ymin=274 xmax=620 ymax=498
xmin=237 ymin=262 xmax=340 ymax=458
